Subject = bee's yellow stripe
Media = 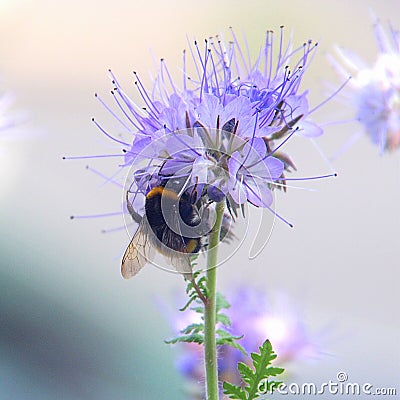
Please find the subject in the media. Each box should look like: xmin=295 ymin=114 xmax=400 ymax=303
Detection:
xmin=186 ymin=239 xmax=199 ymax=253
xmin=146 ymin=186 xmax=179 ymax=201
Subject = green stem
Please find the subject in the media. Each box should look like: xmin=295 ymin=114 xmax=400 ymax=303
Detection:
xmin=204 ymin=201 xmax=225 ymax=400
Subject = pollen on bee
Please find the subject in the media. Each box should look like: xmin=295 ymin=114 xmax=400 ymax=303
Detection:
xmin=146 ymin=186 xmax=179 ymax=201
xmin=186 ymin=239 xmax=200 ymax=253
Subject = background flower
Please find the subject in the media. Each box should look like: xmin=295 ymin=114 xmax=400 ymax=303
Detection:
xmin=330 ymin=19 xmax=400 ymax=154
xmin=173 ymin=288 xmax=325 ymax=399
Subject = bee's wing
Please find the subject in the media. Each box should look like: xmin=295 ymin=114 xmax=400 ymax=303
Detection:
xmin=121 ymin=219 xmax=155 ymax=279
xmin=168 ymin=253 xmax=193 ymax=280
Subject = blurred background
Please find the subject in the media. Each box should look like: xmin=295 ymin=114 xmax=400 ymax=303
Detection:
xmin=0 ymin=0 xmax=399 ymax=399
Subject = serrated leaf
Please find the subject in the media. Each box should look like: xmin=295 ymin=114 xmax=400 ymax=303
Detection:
xmin=238 ymin=362 xmax=253 ymax=384
xmin=216 ymin=312 xmax=231 ymax=326
xmin=222 ymin=339 xmax=285 ymax=400
xmin=216 ymin=339 xmax=247 ymax=355
xmin=197 ymin=276 xmax=207 ymax=285
xmin=168 ymin=288 xmax=248 ymax=374
xmin=229 ymin=341 xmax=247 ymax=355
xmin=191 ymin=306 xmax=205 ymax=314
xmin=179 ymin=294 xmax=197 ymax=311
xmin=246 ymin=340 xmax=277 ymax=399
xmin=223 ymin=381 xmax=247 ymax=400
xmin=165 ymin=333 xmax=204 ymax=345
xmin=180 ymin=323 xmax=204 ymax=335
xmin=265 ymin=367 xmax=285 ymax=376
xmin=216 ymin=292 xmax=231 ymax=311
xmin=216 ymin=329 xmax=243 ymax=340
xmin=183 ymin=269 xmax=208 ymax=305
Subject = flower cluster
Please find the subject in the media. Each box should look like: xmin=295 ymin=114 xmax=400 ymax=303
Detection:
xmin=331 ymin=20 xmax=400 ymax=153
xmin=173 ymin=288 xmax=321 ymax=399
xmin=94 ymin=27 xmax=327 ymax=226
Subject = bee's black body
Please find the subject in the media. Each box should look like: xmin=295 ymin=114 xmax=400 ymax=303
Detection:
xmin=144 ymin=184 xmax=202 ymax=254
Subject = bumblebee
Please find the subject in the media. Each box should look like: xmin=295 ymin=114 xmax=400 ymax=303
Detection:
xmin=121 ymin=180 xmax=205 ymax=280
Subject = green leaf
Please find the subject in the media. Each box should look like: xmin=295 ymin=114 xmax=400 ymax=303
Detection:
xmin=215 ymin=327 xmax=246 ymax=354
xmin=180 ymin=322 xmax=204 ymax=335
xmin=216 ymin=338 xmax=247 ymax=355
xmin=223 ymin=382 xmax=247 ymax=400
xmin=182 ymin=269 xmax=208 ymax=307
xmin=164 ymin=333 xmax=204 ymax=345
xmin=222 ymin=339 xmax=285 ymax=400
xmin=191 ymin=306 xmax=206 ymax=314
xmin=216 ymin=292 xmax=231 ymax=311
xmin=237 ymin=362 xmax=253 ymax=384
xmin=215 ymin=329 xmax=243 ymax=339
xmin=179 ymin=294 xmax=197 ymax=312
xmin=265 ymin=367 xmax=285 ymax=376
xmin=167 ymin=289 xmax=246 ymax=357
xmin=216 ymin=312 xmax=231 ymax=326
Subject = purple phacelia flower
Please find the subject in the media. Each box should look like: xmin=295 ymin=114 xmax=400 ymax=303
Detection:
xmin=71 ymin=27 xmax=337 ymax=231
xmin=331 ymin=20 xmax=400 ymax=153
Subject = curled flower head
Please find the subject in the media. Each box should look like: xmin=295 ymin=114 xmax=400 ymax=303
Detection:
xmin=65 ymin=27 xmax=342 ymax=274
xmin=331 ymin=20 xmax=400 ymax=153
xmin=90 ymin=27 xmax=332 ymax=233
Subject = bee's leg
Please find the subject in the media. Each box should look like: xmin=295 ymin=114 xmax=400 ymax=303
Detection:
xmin=126 ymin=191 xmax=142 ymax=224
xmin=189 ymin=176 xmax=199 ymax=204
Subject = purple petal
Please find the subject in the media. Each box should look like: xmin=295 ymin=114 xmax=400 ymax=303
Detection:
xmin=261 ymin=156 xmax=285 ymax=180
xmin=245 ymin=156 xmax=283 ymax=180
xmin=235 ymin=114 xmax=258 ymax=138
xmin=166 ymin=134 xmax=203 ymax=158
xmin=125 ymin=135 xmax=154 ymax=164
xmin=228 ymin=151 xmax=243 ymax=177
xmin=169 ymin=94 xmax=191 ymax=129
xmin=245 ymin=177 xmax=273 ymax=207
xmin=228 ymin=177 xmax=248 ymax=204
xmin=207 ymin=184 xmax=226 ymax=202
xmin=161 ymin=159 xmax=192 ymax=176
xmin=248 ymin=137 xmax=266 ymax=157
xmin=168 ymin=93 xmax=184 ymax=109
xmin=196 ymin=93 xmax=223 ymax=127
xmin=237 ymin=138 xmax=266 ymax=168
xmin=297 ymin=120 xmax=324 ymax=137
xmin=245 ymin=70 xmax=267 ymax=89
xmin=159 ymin=107 xmax=179 ymax=131
xmin=191 ymin=156 xmax=212 ymax=184
xmin=221 ymin=96 xmax=252 ymax=126
xmin=285 ymin=92 xmax=309 ymax=119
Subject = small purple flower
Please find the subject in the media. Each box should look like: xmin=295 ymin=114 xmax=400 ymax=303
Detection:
xmin=228 ymin=138 xmax=284 ymax=207
xmin=331 ymin=20 xmax=400 ymax=153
